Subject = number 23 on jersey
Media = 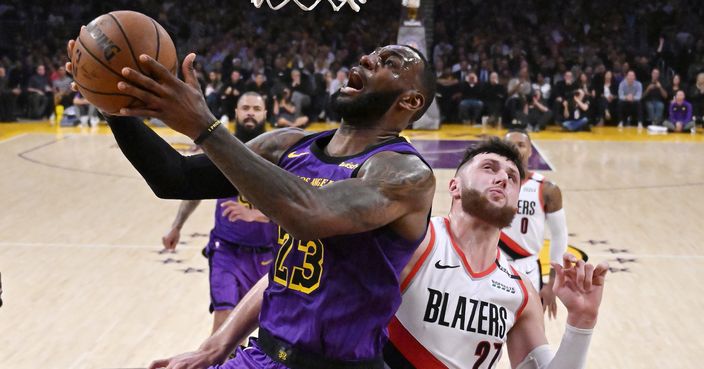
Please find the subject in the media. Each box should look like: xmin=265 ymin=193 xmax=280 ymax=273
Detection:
xmin=273 ymin=227 xmax=324 ymax=294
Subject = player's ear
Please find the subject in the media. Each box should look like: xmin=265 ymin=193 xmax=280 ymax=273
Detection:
xmin=399 ymin=90 xmax=424 ymax=114
xmin=448 ymin=177 xmax=461 ymax=198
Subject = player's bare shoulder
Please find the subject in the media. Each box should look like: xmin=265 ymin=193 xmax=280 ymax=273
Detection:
xmin=541 ymin=177 xmax=563 ymax=212
xmin=246 ymin=128 xmax=311 ymax=164
xmin=356 ymin=151 xmax=435 ymax=206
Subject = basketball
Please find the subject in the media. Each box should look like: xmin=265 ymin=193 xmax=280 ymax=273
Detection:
xmin=70 ymin=10 xmax=177 ymax=114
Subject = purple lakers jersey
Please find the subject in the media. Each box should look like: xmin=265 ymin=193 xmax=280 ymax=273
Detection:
xmin=211 ymin=196 xmax=276 ymax=247
xmin=259 ymin=130 xmax=430 ymax=361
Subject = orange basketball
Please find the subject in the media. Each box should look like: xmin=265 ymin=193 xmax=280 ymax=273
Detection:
xmin=70 ymin=10 xmax=177 ymax=114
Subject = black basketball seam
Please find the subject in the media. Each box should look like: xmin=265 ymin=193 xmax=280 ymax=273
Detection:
xmin=107 ymin=12 xmax=146 ymax=75
xmin=73 ymin=79 xmax=133 ymax=97
xmin=151 ymin=19 xmax=161 ymax=62
xmin=76 ymin=78 xmax=141 ymax=112
xmin=76 ymin=37 xmax=125 ymax=80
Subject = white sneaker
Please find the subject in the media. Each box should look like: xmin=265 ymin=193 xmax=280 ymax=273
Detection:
xmin=617 ymin=121 xmax=624 ymax=128
xmin=90 ymin=116 xmax=99 ymax=127
xmin=637 ymin=122 xmax=643 ymax=129
xmin=691 ymin=127 xmax=697 ymax=134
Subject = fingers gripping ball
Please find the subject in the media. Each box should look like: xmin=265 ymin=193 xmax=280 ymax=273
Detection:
xmin=71 ymin=11 xmax=177 ymax=114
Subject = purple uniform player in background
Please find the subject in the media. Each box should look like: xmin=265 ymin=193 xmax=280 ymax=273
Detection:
xmin=161 ymin=92 xmax=275 ymax=334
xmin=66 ymin=40 xmax=437 ymax=369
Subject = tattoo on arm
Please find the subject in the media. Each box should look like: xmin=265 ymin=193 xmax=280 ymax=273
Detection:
xmin=306 ymin=152 xmax=435 ymax=240
xmin=202 ymin=129 xmax=434 ymax=240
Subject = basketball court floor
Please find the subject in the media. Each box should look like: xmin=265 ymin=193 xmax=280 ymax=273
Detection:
xmin=0 ymin=121 xmax=702 ymax=368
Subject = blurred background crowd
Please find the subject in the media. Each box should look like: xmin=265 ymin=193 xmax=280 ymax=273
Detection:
xmin=1 ymin=0 xmax=704 ymax=132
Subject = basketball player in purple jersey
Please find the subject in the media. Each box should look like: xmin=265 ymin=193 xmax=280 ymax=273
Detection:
xmin=161 ymin=92 xmax=275 ymax=334
xmin=65 ymin=42 xmax=437 ymax=369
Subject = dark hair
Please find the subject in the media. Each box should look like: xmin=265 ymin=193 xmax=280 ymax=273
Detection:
xmin=456 ymin=137 xmax=525 ymax=180
xmin=403 ymin=45 xmax=437 ymax=122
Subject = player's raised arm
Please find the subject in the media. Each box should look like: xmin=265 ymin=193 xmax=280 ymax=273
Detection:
xmin=506 ymin=254 xmax=608 ymax=369
xmin=203 ymin=130 xmax=434 ymax=240
xmin=65 ymin=39 xmax=308 ymax=200
xmin=106 ymin=113 xmax=305 ymax=200
xmin=110 ymin=47 xmax=435 ymax=241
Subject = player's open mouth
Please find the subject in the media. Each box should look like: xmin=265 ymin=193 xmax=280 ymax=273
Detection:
xmin=341 ymin=69 xmax=365 ymax=95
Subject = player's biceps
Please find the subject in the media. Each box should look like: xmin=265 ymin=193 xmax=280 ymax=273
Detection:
xmin=316 ymin=195 xmax=400 ymax=234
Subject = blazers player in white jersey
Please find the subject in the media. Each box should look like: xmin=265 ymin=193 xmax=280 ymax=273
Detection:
xmin=501 ymin=130 xmax=568 ymax=318
xmin=384 ymin=139 xmax=608 ymax=369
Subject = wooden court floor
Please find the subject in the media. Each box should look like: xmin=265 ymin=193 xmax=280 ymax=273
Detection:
xmin=0 ymin=121 xmax=703 ymax=368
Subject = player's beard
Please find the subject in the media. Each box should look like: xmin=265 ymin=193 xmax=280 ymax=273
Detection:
xmin=235 ymin=117 xmax=266 ymax=143
xmin=461 ymin=188 xmax=517 ymax=228
xmin=330 ymin=88 xmax=403 ymax=127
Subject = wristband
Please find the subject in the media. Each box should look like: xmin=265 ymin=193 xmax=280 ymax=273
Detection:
xmin=194 ymin=119 xmax=222 ymax=145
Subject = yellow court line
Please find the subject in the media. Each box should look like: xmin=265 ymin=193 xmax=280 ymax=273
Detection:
xmin=2 ymin=120 xmax=704 ymax=143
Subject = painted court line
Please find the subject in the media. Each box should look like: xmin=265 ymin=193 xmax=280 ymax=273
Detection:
xmin=0 ymin=133 xmax=27 ymax=143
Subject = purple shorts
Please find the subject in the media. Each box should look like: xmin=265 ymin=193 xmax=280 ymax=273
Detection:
xmin=209 ymin=339 xmax=290 ymax=369
xmin=206 ymin=235 xmax=272 ymax=312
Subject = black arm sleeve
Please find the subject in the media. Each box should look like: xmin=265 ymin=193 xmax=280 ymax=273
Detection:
xmin=107 ymin=116 xmax=237 ymax=199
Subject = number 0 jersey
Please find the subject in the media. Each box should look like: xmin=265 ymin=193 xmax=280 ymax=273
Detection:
xmin=499 ymin=172 xmax=546 ymax=258
xmin=261 ymin=130 xmax=430 ymax=361
xmin=386 ymin=217 xmax=529 ymax=369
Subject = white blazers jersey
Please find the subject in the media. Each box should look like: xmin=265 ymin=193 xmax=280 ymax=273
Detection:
xmin=385 ymin=217 xmax=529 ymax=369
xmin=500 ymin=172 xmax=546 ymax=258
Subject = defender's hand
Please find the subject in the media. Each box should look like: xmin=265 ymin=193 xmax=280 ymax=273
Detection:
xmin=551 ymin=254 xmax=608 ymax=329
xmin=540 ymin=284 xmax=558 ymax=319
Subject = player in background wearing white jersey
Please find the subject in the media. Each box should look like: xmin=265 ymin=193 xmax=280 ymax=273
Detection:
xmin=384 ymin=138 xmax=608 ymax=369
xmin=501 ymin=129 xmax=568 ymax=319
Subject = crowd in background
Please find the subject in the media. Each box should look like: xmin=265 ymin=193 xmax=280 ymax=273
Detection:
xmin=1 ymin=0 xmax=704 ymax=132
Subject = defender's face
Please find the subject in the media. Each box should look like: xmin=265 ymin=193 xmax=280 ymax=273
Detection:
xmin=505 ymin=132 xmax=532 ymax=167
xmin=458 ymin=153 xmax=521 ymax=208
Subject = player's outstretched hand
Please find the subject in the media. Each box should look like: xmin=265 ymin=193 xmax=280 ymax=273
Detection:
xmin=148 ymin=348 xmax=220 ymax=369
xmin=551 ymin=253 xmax=608 ymax=329
xmin=116 ymin=53 xmax=215 ymax=140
